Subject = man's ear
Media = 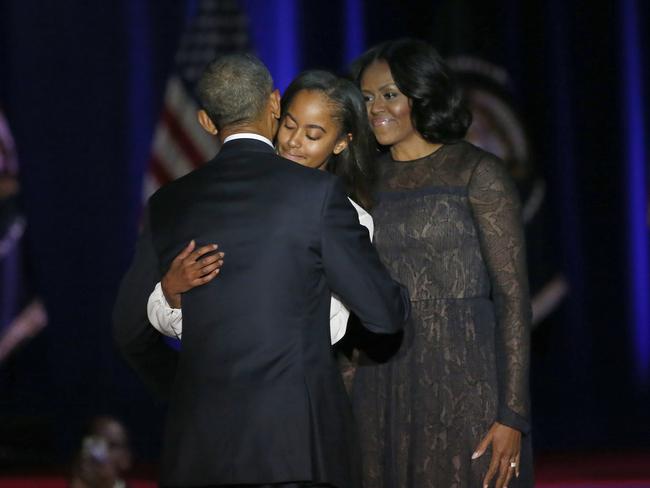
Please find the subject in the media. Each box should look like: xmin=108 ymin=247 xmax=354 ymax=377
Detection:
xmin=269 ymin=89 xmax=281 ymax=119
xmin=197 ymin=109 xmax=218 ymax=135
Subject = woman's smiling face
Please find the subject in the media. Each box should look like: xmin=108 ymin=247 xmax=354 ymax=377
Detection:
xmin=276 ymin=89 xmax=347 ymax=170
xmin=360 ymin=60 xmax=419 ymax=148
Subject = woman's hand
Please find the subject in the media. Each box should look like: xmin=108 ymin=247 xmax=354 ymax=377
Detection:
xmin=161 ymin=240 xmax=224 ymax=308
xmin=472 ymin=422 xmax=521 ymax=488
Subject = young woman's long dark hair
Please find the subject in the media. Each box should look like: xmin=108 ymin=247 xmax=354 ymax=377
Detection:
xmin=352 ymin=39 xmax=472 ymax=144
xmin=281 ymin=70 xmax=377 ymax=210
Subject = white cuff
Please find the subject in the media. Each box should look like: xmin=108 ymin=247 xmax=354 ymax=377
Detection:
xmin=329 ymin=294 xmax=350 ymax=345
xmin=147 ymin=282 xmax=184 ymax=339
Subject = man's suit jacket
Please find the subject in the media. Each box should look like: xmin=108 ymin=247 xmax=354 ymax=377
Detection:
xmin=113 ymin=138 xmax=410 ymax=487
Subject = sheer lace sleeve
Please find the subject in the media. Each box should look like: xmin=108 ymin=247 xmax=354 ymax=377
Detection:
xmin=468 ymin=154 xmax=532 ymax=434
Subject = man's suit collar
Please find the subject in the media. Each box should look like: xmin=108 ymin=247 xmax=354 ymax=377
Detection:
xmin=223 ymin=132 xmax=274 ymax=148
xmin=218 ymin=137 xmax=277 ymax=157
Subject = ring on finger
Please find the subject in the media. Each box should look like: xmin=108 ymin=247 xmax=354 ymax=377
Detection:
xmin=509 ymin=461 xmax=517 ymax=469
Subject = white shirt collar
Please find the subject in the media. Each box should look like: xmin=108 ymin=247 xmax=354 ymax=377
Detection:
xmin=223 ymin=132 xmax=274 ymax=149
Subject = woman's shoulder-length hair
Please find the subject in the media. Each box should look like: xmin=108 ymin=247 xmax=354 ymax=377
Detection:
xmin=352 ymin=38 xmax=472 ymax=144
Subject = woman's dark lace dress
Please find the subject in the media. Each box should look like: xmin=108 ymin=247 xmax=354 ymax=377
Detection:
xmin=351 ymin=141 xmax=533 ymax=488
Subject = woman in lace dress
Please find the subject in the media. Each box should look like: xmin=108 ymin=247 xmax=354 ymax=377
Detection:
xmin=350 ymin=39 xmax=533 ymax=488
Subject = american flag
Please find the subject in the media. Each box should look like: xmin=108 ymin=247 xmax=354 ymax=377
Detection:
xmin=144 ymin=0 xmax=250 ymax=198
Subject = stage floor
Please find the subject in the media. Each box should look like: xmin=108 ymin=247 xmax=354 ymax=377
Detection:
xmin=1 ymin=451 xmax=649 ymax=487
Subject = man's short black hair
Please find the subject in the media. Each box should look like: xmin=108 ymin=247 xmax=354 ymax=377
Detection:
xmin=196 ymin=53 xmax=273 ymax=130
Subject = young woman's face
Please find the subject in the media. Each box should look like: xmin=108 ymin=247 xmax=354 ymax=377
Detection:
xmin=276 ymin=89 xmax=347 ymax=170
xmin=360 ymin=60 xmax=419 ymax=148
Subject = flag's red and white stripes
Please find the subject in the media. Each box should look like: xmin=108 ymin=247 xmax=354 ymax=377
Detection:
xmin=144 ymin=0 xmax=249 ymax=199
xmin=145 ymin=77 xmax=219 ymax=198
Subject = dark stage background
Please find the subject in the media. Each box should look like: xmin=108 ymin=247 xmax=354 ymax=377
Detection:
xmin=0 ymin=0 xmax=648 ymax=469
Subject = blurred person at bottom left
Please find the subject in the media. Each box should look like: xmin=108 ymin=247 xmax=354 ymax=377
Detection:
xmin=69 ymin=416 xmax=133 ymax=488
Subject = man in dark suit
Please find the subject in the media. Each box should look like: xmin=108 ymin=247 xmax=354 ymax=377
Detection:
xmin=113 ymin=54 xmax=410 ymax=488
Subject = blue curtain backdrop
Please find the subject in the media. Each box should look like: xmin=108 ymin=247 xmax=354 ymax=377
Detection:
xmin=0 ymin=0 xmax=648 ymax=462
